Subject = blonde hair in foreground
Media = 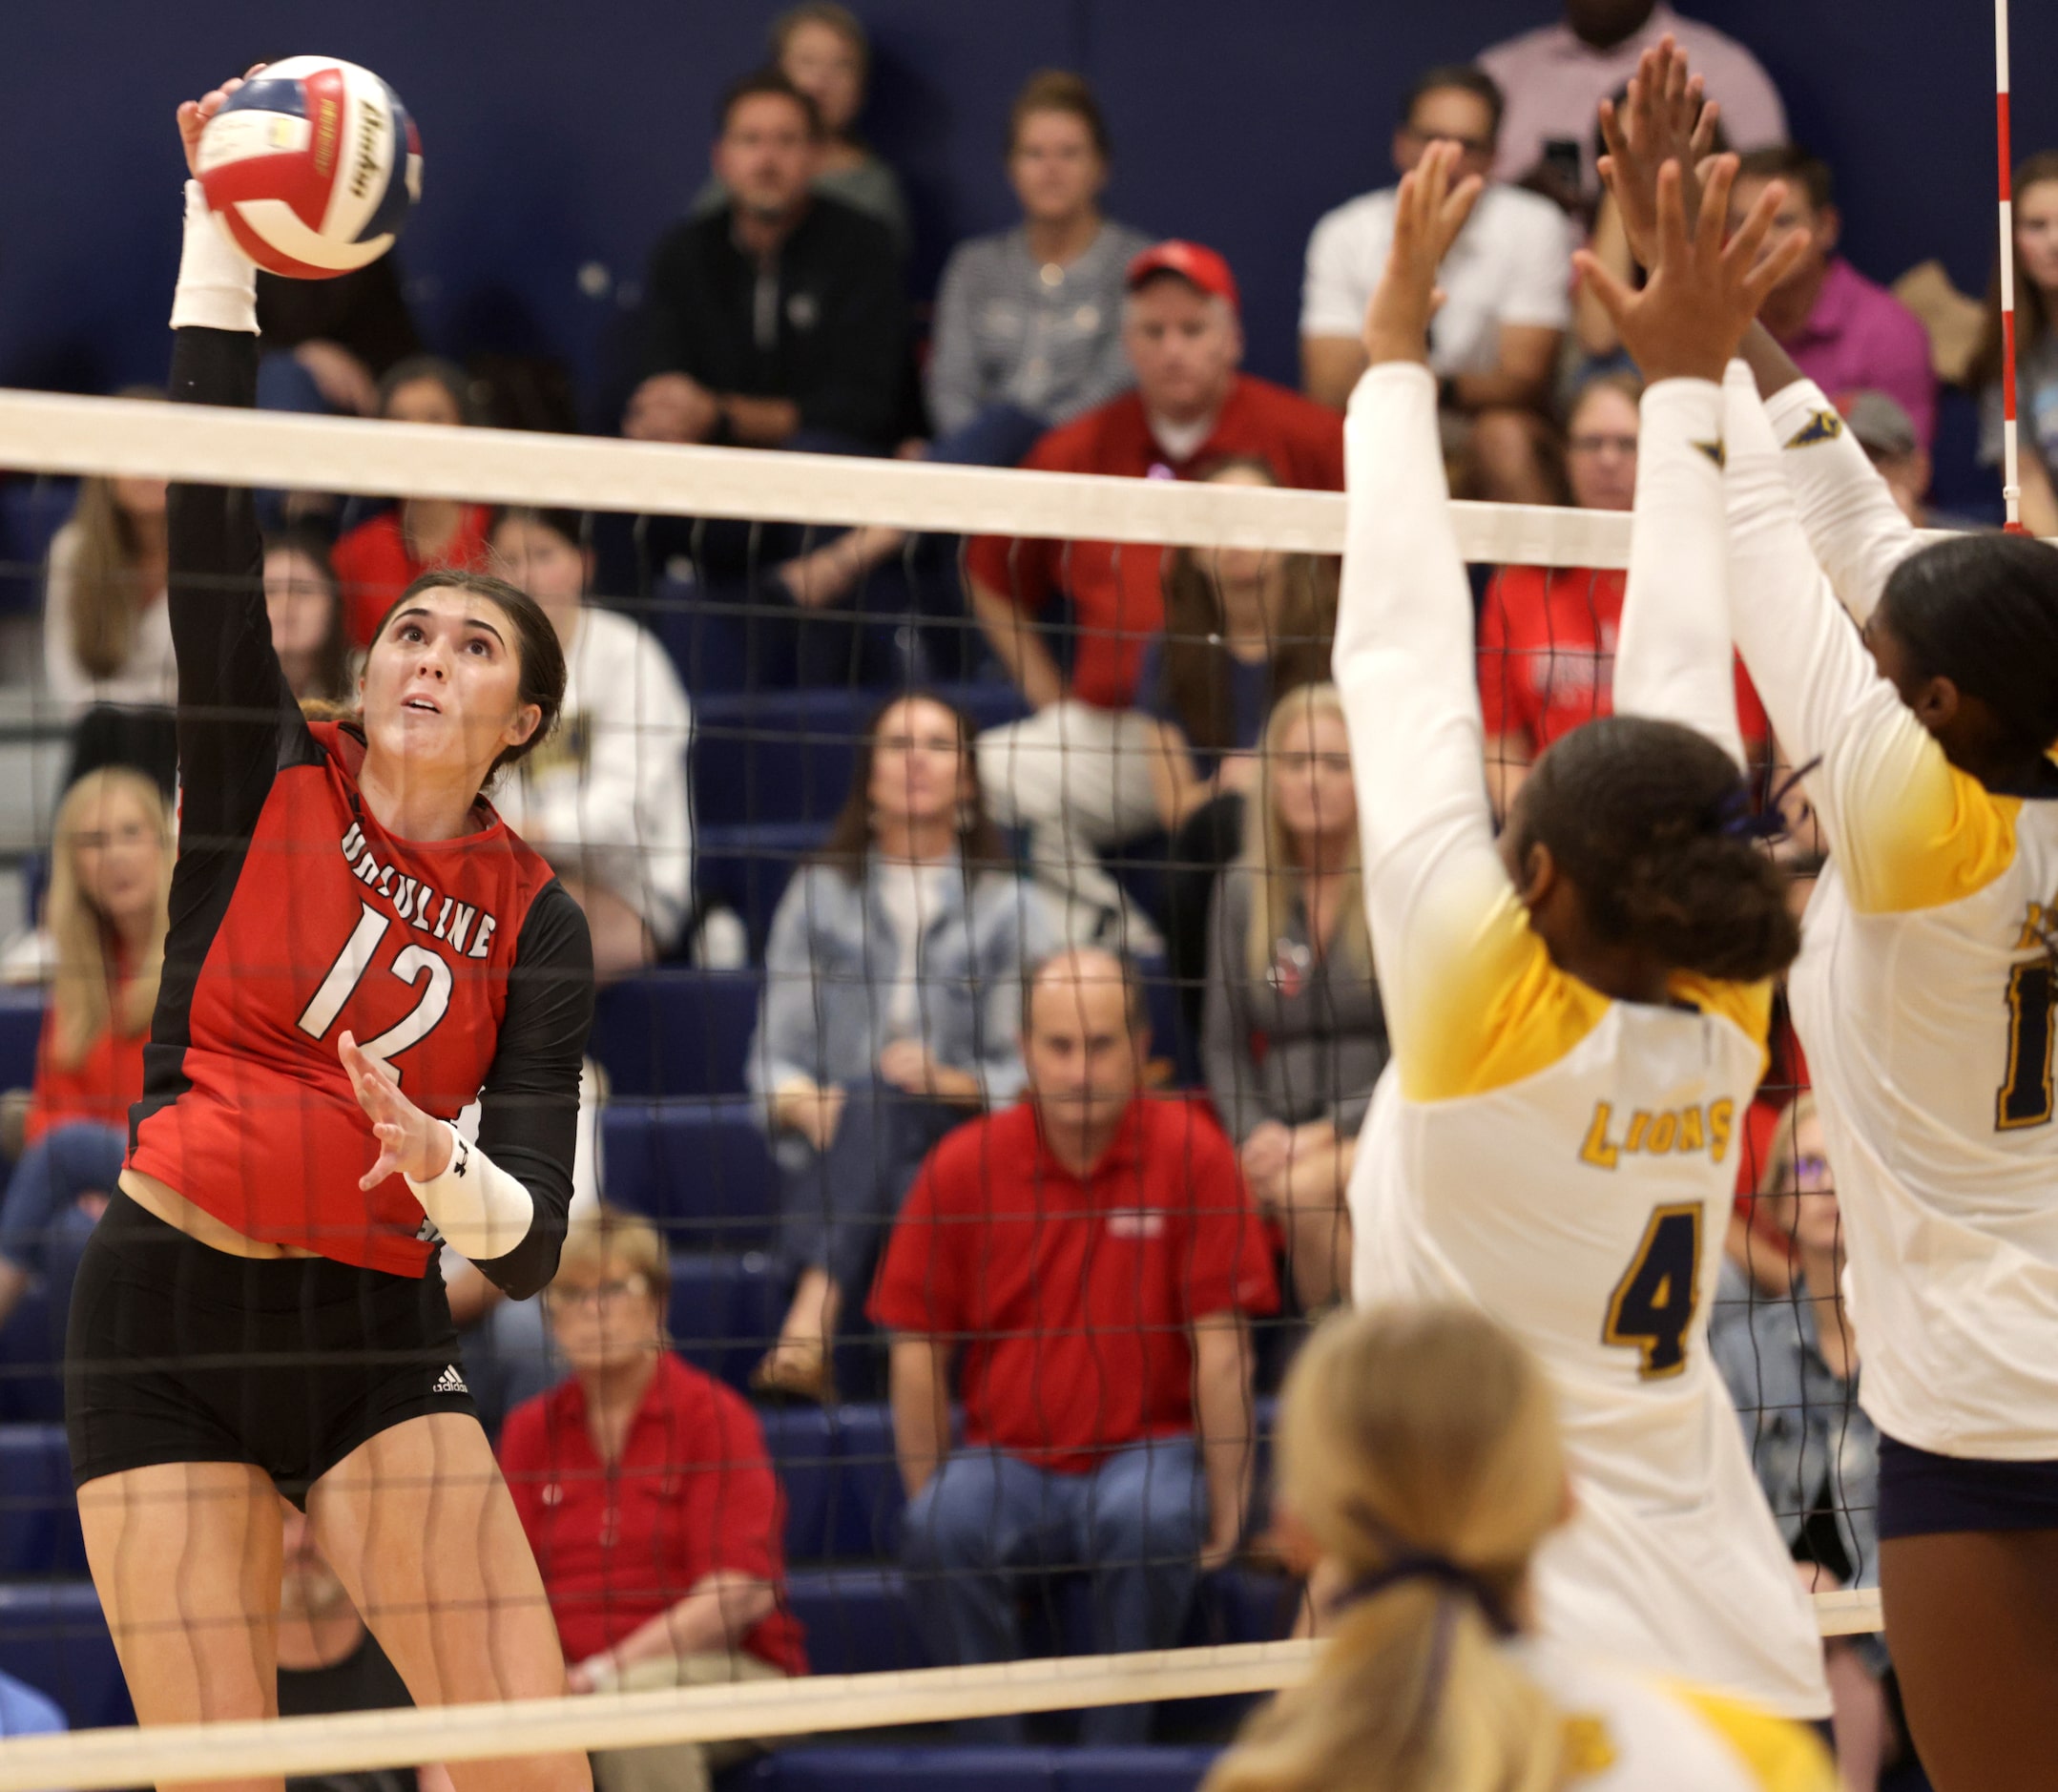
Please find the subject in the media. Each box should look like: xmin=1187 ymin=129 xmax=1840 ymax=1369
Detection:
xmin=1203 ymin=1305 xmax=1569 ymax=1792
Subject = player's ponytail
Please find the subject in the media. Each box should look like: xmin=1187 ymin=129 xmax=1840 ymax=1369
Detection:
xmin=1202 ymin=1307 xmax=1567 ymax=1792
xmin=1877 ymin=531 xmax=2058 ymax=768
xmin=1515 ymin=716 xmax=1799 ymax=986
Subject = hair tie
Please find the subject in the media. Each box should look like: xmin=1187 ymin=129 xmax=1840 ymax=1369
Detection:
xmin=1705 ymin=756 xmax=1823 ymax=845
xmin=1331 ymin=1549 xmax=1518 ymax=1638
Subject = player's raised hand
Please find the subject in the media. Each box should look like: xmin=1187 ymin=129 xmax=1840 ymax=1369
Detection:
xmin=1596 ymin=36 xmax=1720 ymax=269
xmin=175 ymin=65 xmax=267 ymax=180
xmin=1575 ymin=156 xmax=1809 ymax=385
xmin=340 ymin=1030 xmax=454 ymax=1190
xmin=1362 ymin=139 xmax=1482 ymax=367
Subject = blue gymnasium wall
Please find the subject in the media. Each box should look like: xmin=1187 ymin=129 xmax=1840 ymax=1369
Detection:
xmin=1 ymin=1 xmax=2053 ymax=415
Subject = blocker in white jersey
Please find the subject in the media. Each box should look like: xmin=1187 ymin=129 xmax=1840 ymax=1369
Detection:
xmin=1514 ymin=1637 xmax=1837 ymax=1791
xmin=1333 ymin=143 xmax=1836 ymax=1719
xmin=1726 ymin=367 xmax=2058 ymax=1462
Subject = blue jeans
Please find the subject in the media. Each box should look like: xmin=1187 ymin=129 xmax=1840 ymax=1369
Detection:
xmin=901 ymin=1440 xmax=1206 ymax=1745
xmin=0 ymin=1122 xmax=123 ymax=1324
xmin=777 ymin=1080 xmax=961 ymax=1314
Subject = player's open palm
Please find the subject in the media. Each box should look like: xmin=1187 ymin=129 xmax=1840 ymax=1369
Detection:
xmin=1362 ymin=140 xmax=1482 ymax=367
xmin=340 ymin=1030 xmax=451 ymax=1190
xmin=175 ymin=66 xmax=266 ymax=180
xmin=1576 ymin=156 xmax=1808 ymax=385
xmin=1597 ymin=37 xmax=1719 ymax=267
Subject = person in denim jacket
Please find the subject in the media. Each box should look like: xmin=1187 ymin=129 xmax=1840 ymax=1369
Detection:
xmin=746 ymin=692 xmax=1054 ymax=1401
xmin=1713 ymin=1094 xmax=1897 ymax=1786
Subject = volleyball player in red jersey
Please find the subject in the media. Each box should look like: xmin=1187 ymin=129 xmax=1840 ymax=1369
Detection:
xmin=63 ymin=75 xmax=594 ymax=1792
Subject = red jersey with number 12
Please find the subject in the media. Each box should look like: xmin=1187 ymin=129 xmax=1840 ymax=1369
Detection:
xmin=131 ymin=721 xmax=562 ymax=1274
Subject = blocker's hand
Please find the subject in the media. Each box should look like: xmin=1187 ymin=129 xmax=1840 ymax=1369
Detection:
xmin=341 ymin=1031 xmax=453 ymax=1189
xmin=176 ymin=65 xmax=267 ymax=180
xmin=1596 ymin=36 xmax=1720 ymax=270
xmin=1575 ymin=157 xmax=1810 ymax=385
xmin=1361 ymin=139 xmax=1482 ymax=367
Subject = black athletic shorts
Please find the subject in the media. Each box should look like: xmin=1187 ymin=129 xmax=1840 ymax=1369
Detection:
xmin=66 ymin=1188 xmax=478 ymax=1506
xmin=1877 ymin=1432 xmax=2058 ymax=1540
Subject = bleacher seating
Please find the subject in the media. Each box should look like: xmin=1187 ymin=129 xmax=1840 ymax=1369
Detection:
xmin=0 ymin=987 xmax=46 ymax=1094
xmin=0 ymin=477 xmax=75 ymax=615
xmin=589 ymin=970 xmax=759 ymax=1099
xmin=0 ymin=1425 xmax=85 ymax=1576
xmin=605 ymin=1101 xmax=776 ymax=1246
xmin=0 ymin=1580 xmax=132 ymax=1730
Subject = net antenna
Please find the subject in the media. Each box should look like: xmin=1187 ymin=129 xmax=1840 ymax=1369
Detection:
xmin=1997 ymin=0 xmax=2025 ymax=531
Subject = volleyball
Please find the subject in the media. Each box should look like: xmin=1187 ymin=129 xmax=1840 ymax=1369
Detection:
xmin=196 ymin=56 xmax=421 ymax=280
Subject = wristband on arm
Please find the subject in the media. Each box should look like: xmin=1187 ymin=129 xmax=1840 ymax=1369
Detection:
xmin=170 ymin=180 xmax=260 ymax=335
xmin=405 ymin=1121 xmax=537 ymax=1262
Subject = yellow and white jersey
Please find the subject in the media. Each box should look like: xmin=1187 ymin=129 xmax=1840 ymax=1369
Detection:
xmin=1512 ymin=1637 xmax=1839 ymax=1791
xmin=1728 ymin=368 xmax=2058 ymax=1460
xmin=1334 ymin=365 xmax=1829 ymax=1718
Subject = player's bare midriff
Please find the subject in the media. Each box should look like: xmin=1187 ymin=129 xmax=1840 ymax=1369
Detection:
xmin=118 ymin=1166 xmax=323 ymax=1260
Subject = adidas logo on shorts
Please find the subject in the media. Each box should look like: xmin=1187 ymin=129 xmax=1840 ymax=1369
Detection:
xmin=433 ymin=1364 xmax=468 ymax=1395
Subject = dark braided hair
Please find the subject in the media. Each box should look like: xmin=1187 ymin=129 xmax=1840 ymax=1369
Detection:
xmin=1512 ymin=717 xmax=1800 ymax=985
xmin=1877 ymin=532 xmax=2058 ymax=768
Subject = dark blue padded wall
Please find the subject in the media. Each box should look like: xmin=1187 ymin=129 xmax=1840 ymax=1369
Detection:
xmin=2 ymin=3 xmax=2050 ymax=417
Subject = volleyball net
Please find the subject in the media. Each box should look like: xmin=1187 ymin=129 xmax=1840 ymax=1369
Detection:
xmin=0 ymin=393 xmax=1878 ymax=1782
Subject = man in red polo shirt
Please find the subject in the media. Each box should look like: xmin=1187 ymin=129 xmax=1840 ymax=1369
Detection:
xmin=967 ymin=243 xmax=1343 ymax=945
xmin=871 ymin=947 xmax=1278 ymax=1744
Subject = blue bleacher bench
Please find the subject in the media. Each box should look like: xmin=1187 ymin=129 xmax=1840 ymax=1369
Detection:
xmin=0 ymin=1580 xmax=132 ymax=1731
xmin=0 ymin=1424 xmax=86 ymax=1577
xmin=605 ymin=1102 xmax=778 ymax=1247
xmin=588 ymin=970 xmax=760 ymax=1100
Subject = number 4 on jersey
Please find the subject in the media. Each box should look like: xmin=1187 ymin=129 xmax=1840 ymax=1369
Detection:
xmin=1604 ymin=1203 xmax=1702 ymax=1379
xmin=1998 ymin=961 xmax=2056 ymax=1131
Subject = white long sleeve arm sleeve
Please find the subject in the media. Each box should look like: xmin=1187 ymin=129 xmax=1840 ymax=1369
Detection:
xmin=1720 ymin=363 xmax=1984 ymax=917
xmin=1760 ymin=377 xmax=1923 ymax=626
xmin=1612 ymin=377 xmax=1745 ymax=769
xmin=1332 ymin=364 xmax=1518 ymax=1078
xmin=406 ymin=1122 xmax=536 ymax=1263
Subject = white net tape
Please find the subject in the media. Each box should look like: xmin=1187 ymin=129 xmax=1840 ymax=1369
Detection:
xmin=0 ymin=1598 xmax=1887 ymax=1792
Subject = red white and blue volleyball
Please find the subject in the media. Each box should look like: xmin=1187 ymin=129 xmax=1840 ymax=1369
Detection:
xmin=197 ymin=57 xmax=422 ymax=280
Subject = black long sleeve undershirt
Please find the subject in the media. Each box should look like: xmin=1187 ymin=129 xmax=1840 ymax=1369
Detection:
xmin=163 ymin=325 xmax=590 ymax=1298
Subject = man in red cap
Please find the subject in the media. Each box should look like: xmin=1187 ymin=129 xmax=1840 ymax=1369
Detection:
xmin=966 ymin=240 xmax=1342 ymax=948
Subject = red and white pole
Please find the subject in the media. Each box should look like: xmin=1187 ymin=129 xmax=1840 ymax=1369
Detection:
xmin=1997 ymin=0 xmax=2024 ymax=530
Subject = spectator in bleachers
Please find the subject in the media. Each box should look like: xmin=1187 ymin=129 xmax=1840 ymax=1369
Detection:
xmin=275 ymin=1503 xmax=454 ymax=1792
xmin=0 ymin=768 xmax=170 ymax=1336
xmin=1479 ymin=0 xmax=1785 ymax=206
xmin=1843 ymin=390 xmax=1990 ymax=533
xmin=1972 ymin=151 xmax=2058 ymax=536
xmin=770 ymin=70 xmax=1152 ymax=612
xmin=1712 ymin=1096 xmax=1894 ymax=1788
xmin=1299 ymin=66 xmax=1571 ymax=504
xmin=1202 ymin=685 xmax=1382 ymax=1314
xmin=694 ymin=4 xmax=911 ymax=260
xmin=968 ymin=243 xmax=1342 ymax=948
xmin=1477 ymin=371 xmax=1769 ymax=817
xmin=501 ymin=1208 xmax=806 ymax=1792
xmin=874 ymin=948 xmax=1278 ymax=1744
xmin=263 ymin=528 xmax=351 ymax=704
xmin=487 ymin=508 xmax=694 ymax=982
xmin=256 ymin=261 xmax=423 ymax=422
xmin=329 ymin=359 xmax=492 ymax=648
xmin=0 ymin=1669 xmax=63 ymax=1741
xmin=748 ymin=692 xmax=1052 ymax=1403
xmin=1137 ymin=457 xmax=1338 ymax=1034
xmin=42 ymin=417 xmax=178 ymax=790
xmin=1731 ymin=147 xmax=1937 ymax=448
xmin=623 ymin=71 xmax=905 ymax=457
